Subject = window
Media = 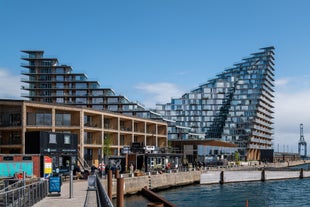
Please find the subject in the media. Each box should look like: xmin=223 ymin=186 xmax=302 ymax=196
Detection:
xmin=56 ymin=75 xmax=64 ymax=81
xmin=64 ymin=135 xmax=71 ymax=144
xmin=56 ymin=68 xmax=64 ymax=73
xmin=49 ymin=134 xmax=57 ymax=144
xmin=56 ymin=98 xmax=64 ymax=103
xmin=76 ymin=83 xmax=87 ymax=89
xmin=56 ymin=113 xmax=71 ymax=126
xmin=76 ymin=98 xmax=86 ymax=104
xmin=27 ymin=112 xmax=52 ymax=125
xmin=76 ymin=90 xmax=87 ymax=96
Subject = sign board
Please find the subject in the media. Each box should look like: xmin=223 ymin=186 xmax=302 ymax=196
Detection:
xmin=0 ymin=162 xmax=33 ymax=178
xmin=44 ymin=156 xmax=53 ymax=178
xmin=25 ymin=131 xmax=78 ymax=155
xmin=49 ymin=176 xmax=61 ymax=193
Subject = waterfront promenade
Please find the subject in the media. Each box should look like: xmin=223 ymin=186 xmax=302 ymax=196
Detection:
xmin=33 ymin=179 xmax=88 ymax=207
xmin=31 ymin=160 xmax=310 ymax=206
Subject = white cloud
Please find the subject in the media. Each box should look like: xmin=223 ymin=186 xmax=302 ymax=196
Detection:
xmin=274 ymin=77 xmax=310 ymax=153
xmin=0 ymin=68 xmax=21 ymax=99
xmin=135 ymin=82 xmax=185 ymax=108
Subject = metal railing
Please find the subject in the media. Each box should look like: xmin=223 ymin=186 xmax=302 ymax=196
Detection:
xmin=84 ymin=173 xmax=114 ymax=207
xmin=0 ymin=179 xmax=48 ymax=207
xmin=96 ymin=174 xmax=114 ymax=207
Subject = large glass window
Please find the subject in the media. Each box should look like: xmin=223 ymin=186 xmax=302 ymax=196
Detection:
xmin=107 ymin=98 xmax=118 ymax=104
xmin=56 ymin=113 xmax=71 ymax=126
xmin=56 ymin=98 xmax=64 ymax=103
xmin=76 ymin=83 xmax=87 ymax=89
xmin=56 ymin=75 xmax=64 ymax=81
xmin=92 ymin=98 xmax=103 ymax=104
xmin=27 ymin=112 xmax=52 ymax=125
xmin=76 ymin=98 xmax=87 ymax=104
xmin=56 ymin=83 xmax=64 ymax=89
xmin=76 ymin=90 xmax=87 ymax=96
xmin=56 ymin=68 xmax=64 ymax=73
xmin=108 ymin=105 xmax=118 ymax=111
xmin=92 ymin=90 xmax=103 ymax=96
xmin=56 ymin=90 xmax=64 ymax=96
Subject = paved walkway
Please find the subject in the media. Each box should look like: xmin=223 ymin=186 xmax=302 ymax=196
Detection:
xmin=33 ymin=179 xmax=89 ymax=207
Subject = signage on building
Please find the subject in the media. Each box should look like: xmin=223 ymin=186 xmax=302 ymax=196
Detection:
xmin=44 ymin=156 xmax=53 ymax=178
xmin=25 ymin=131 xmax=78 ymax=155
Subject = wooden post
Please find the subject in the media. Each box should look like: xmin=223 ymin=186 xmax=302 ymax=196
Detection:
xmin=261 ymin=169 xmax=265 ymax=182
xmin=108 ymin=170 xmax=112 ymax=199
xmin=117 ymin=177 xmax=124 ymax=207
xmin=300 ymin=168 xmax=304 ymax=179
xmin=220 ymin=171 xmax=224 ymax=184
xmin=115 ymin=169 xmax=120 ymax=179
xmin=246 ymin=199 xmax=248 ymax=207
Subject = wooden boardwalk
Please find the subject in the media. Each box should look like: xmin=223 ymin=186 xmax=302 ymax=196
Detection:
xmin=33 ymin=179 xmax=89 ymax=207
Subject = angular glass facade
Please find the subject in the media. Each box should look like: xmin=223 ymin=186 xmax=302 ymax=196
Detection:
xmin=156 ymin=47 xmax=275 ymax=160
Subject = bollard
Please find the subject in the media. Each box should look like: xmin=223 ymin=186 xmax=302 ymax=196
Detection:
xmin=147 ymin=202 xmax=164 ymax=207
xmin=261 ymin=169 xmax=265 ymax=182
xmin=117 ymin=177 xmax=124 ymax=207
xmin=108 ymin=170 xmax=113 ymax=200
xmin=69 ymin=169 xmax=73 ymax=198
xmin=115 ymin=169 xmax=120 ymax=179
xmin=300 ymin=168 xmax=304 ymax=179
xmin=219 ymin=171 xmax=224 ymax=184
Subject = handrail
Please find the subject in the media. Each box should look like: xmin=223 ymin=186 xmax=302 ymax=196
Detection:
xmin=0 ymin=179 xmax=24 ymax=193
xmin=95 ymin=173 xmax=114 ymax=207
xmin=0 ymin=179 xmax=48 ymax=207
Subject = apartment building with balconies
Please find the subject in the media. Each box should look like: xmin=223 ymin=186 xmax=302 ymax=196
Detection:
xmin=21 ymin=50 xmax=161 ymax=120
xmin=0 ymin=99 xmax=167 ymax=166
xmin=156 ymin=47 xmax=275 ymax=160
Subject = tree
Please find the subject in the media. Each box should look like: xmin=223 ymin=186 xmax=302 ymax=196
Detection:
xmin=102 ymin=134 xmax=112 ymax=163
xmin=234 ymin=151 xmax=240 ymax=165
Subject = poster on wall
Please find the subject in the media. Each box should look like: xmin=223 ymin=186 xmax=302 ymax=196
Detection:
xmin=44 ymin=156 xmax=53 ymax=178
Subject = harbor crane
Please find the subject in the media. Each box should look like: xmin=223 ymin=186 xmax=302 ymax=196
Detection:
xmin=298 ymin=123 xmax=307 ymax=157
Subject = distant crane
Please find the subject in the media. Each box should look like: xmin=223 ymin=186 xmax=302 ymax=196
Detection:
xmin=298 ymin=123 xmax=307 ymax=157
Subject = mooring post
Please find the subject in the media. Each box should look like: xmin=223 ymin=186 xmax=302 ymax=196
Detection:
xmin=300 ymin=168 xmax=304 ymax=179
xmin=117 ymin=177 xmax=124 ymax=207
xmin=261 ymin=168 xmax=266 ymax=181
xmin=115 ymin=169 xmax=120 ymax=179
xmin=220 ymin=171 xmax=224 ymax=184
xmin=108 ymin=170 xmax=113 ymax=199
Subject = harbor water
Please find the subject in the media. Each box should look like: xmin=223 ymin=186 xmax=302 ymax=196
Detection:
xmin=122 ymin=178 xmax=310 ymax=207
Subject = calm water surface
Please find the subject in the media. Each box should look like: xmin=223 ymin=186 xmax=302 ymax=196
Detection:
xmin=120 ymin=178 xmax=310 ymax=207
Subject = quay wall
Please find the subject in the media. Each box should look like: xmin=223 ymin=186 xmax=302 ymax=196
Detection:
xmin=100 ymin=171 xmax=201 ymax=197
xmin=201 ymin=170 xmax=310 ymax=184
xmin=99 ymin=160 xmax=310 ymax=197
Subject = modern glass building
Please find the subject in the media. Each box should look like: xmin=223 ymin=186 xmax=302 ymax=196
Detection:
xmin=21 ymin=48 xmax=275 ymax=161
xmin=21 ymin=50 xmax=161 ymax=120
xmin=156 ymin=47 xmax=275 ymax=160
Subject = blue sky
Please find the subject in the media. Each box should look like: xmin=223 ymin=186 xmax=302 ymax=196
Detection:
xmin=1 ymin=0 xmax=310 ymax=153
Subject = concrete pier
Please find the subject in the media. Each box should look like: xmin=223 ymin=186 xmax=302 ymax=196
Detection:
xmin=201 ymin=169 xmax=310 ymax=184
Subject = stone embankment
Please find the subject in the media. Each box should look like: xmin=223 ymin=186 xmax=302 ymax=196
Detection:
xmin=101 ymin=171 xmax=201 ymax=197
xmin=201 ymin=160 xmax=310 ymax=184
xmin=100 ymin=160 xmax=310 ymax=197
